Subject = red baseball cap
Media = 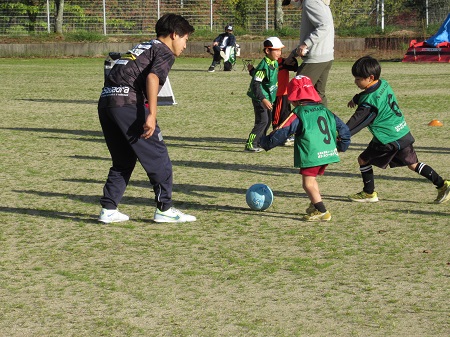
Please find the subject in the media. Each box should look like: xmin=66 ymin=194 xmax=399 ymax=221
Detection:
xmin=287 ymin=75 xmax=322 ymax=103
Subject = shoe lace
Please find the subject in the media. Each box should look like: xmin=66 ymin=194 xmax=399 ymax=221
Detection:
xmin=169 ymin=207 xmax=183 ymax=215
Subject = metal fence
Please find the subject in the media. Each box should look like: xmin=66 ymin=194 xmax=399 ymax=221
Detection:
xmin=1 ymin=0 xmax=449 ymax=36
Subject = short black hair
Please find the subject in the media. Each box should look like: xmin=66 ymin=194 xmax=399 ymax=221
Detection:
xmin=155 ymin=13 xmax=195 ymax=38
xmin=351 ymin=56 xmax=381 ymax=80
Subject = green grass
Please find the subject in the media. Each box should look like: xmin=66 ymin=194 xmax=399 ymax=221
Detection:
xmin=0 ymin=57 xmax=449 ymax=336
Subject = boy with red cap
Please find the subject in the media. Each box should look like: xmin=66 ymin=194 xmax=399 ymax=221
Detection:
xmin=260 ymin=75 xmax=351 ymax=221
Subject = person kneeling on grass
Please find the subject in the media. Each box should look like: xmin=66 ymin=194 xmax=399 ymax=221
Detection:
xmin=345 ymin=55 xmax=450 ymax=204
xmin=260 ymin=75 xmax=351 ymax=222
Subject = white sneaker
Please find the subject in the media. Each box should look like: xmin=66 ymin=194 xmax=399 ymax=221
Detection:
xmin=153 ymin=207 xmax=196 ymax=223
xmin=98 ymin=208 xmax=129 ymax=223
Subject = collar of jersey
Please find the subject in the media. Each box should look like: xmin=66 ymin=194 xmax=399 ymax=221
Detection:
xmin=264 ymin=56 xmax=277 ymax=67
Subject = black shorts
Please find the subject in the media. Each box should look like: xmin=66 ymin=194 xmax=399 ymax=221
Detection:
xmin=360 ymin=139 xmax=418 ymax=169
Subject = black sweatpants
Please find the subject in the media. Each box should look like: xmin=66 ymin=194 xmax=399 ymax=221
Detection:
xmin=247 ymin=100 xmax=272 ymax=147
xmin=212 ymin=45 xmax=222 ymax=63
xmin=98 ymin=103 xmax=173 ymax=211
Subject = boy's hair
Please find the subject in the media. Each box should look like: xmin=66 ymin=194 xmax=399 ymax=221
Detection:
xmin=351 ymin=56 xmax=381 ymax=80
xmin=155 ymin=13 xmax=195 ymax=38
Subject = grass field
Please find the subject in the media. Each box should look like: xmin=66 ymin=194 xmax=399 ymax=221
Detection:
xmin=0 ymin=56 xmax=449 ymax=337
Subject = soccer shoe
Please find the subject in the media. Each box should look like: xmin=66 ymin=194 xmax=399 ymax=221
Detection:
xmin=244 ymin=145 xmax=263 ymax=152
xmin=348 ymin=191 xmax=379 ymax=203
xmin=153 ymin=207 xmax=196 ymax=223
xmin=283 ymin=136 xmax=295 ymax=146
xmin=98 ymin=208 xmax=129 ymax=223
xmin=303 ymin=210 xmax=331 ymax=222
xmin=305 ymin=202 xmax=315 ymax=214
xmin=435 ymin=180 xmax=450 ymax=204
xmin=208 ymin=65 xmax=215 ymax=72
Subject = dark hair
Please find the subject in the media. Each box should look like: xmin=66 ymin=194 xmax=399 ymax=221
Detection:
xmin=155 ymin=13 xmax=195 ymax=38
xmin=351 ymin=56 xmax=381 ymax=80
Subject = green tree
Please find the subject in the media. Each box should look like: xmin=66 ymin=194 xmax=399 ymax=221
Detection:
xmin=330 ymin=0 xmax=410 ymax=29
xmin=3 ymin=0 xmax=47 ymax=32
xmin=24 ymin=0 xmax=45 ymax=32
xmin=222 ymin=0 xmax=262 ymax=29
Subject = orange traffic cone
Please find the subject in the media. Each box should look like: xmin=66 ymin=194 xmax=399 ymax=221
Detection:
xmin=428 ymin=119 xmax=443 ymax=126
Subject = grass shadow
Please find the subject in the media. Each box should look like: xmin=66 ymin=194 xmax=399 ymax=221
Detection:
xmin=67 ymin=156 xmax=434 ymax=183
xmin=18 ymin=98 xmax=98 ymax=104
xmin=3 ymin=127 xmax=450 ymax=155
xmin=0 ymin=206 xmax=98 ymax=223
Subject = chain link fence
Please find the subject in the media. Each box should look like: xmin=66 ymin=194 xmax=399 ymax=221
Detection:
xmin=1 ymin=0 xmax=449 ymax=36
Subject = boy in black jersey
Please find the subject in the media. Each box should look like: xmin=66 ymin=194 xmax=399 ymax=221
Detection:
xmin=98 ymin=14 xmax=197 ymax=223
xmin=346 ymin=56 xmax=449 ymax=204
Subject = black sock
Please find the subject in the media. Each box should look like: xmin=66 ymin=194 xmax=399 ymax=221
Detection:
xmin=314 ymin=202 xmax=327 ymax=213
xmin=415 ymin=163 xmax=444 ymax=188
xmin=360 ymin=165 xmax=375 ymax=194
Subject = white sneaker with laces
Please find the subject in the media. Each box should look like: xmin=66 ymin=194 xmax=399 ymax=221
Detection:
xmin=153 ymin=207 xmax=196 ymax=223
xmin=98 ymin=208 xmax=129 ymax=223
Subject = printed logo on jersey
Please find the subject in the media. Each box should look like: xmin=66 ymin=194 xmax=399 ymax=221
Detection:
xmin=317 ymin=148 xmax=338 ymax=159
xmin=128 ymin=40 xmax=159 ymax=57
xmin=395 ymin=121 xmax=407 ymax=132
xmin=101 ymin=86 xmax=130 ymax=97
xmin=268 ymin=84 xmax=278 ymax=93
xmin=115 ymin=59 xmax=129 ymax=65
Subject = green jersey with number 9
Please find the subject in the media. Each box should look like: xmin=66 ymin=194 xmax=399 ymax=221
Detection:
xmin=293 ymin=104 xmax=340 ymax=168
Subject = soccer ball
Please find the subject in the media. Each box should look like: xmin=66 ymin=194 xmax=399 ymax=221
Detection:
xmin=245 ymin=183 xmax=274 ymax=211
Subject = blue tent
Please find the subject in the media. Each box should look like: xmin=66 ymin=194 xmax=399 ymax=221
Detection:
xmin=425 ymin=13 xmax=450 ymax=46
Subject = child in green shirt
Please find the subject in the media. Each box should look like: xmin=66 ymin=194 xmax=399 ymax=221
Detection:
xmin=346 ymin=56 xmax=450 ymax=204
xmin=260 ymin=75 xmax=351 ymax=221
xmin=245 ymin=37 xmax=284 ymax=152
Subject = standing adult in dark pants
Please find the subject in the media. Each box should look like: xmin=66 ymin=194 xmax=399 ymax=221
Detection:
xmin=97 ymin=13 xmax=196 ymax=224
xmin=283 ymin=0 xmax=334 ymax=107
xmin=207 ymin=24 xmax=236 ymax=72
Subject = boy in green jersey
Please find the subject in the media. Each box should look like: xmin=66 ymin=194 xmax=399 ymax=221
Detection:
xmin=245 ymin=37 xmax=284 ymax=152
xmin=260 ymin=75 xmax=351 ymax=222
xmin=346 ymin=56 xmax=450 ymax=204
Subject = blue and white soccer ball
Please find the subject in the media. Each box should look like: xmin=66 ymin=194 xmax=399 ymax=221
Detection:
xmin=245 ymin=183 xmax=274 ymax=211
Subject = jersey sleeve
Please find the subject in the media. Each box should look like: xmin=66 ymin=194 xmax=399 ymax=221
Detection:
xmin=346 ymin=104 xmax=378 ymax=136
xmin=334 ymin=114 xmax=351 ymax=152
xmin=147 ymin=44 xmax=175 ymax=86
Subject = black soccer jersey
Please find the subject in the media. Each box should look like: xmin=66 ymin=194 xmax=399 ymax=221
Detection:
xmin=101 ymin=40 xmax=175 ymax=107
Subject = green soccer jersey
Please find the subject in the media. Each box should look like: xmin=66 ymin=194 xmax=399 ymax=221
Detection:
xmin=293 ymin=104 xmax=340 ymax=168
xmin=358 ymin=80 xmax=410 ymax=144
xmin=247 ymin=56 xmax=278 ymax=103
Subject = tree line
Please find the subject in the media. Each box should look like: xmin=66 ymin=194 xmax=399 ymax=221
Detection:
xmin=0 ymin=0 xmax=439 ymax=34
